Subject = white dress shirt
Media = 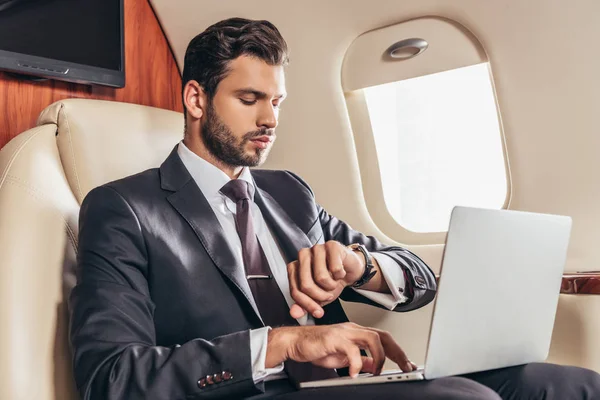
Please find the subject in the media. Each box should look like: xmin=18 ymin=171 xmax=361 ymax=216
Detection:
xmin=177 ymin=141 xmax=408 ymax=383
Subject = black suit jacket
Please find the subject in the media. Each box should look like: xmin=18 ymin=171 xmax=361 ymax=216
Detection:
xmin=69 ymin=146 xmax=437 ymax=400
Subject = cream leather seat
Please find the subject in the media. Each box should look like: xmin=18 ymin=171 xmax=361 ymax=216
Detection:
xmin=0 ymin=99 xmax=183 ymax=400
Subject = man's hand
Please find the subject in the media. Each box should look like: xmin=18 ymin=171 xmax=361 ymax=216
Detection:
xmin=287 ymin=241 xmax=373 ymax=319
xmin=265 ymin=323 xmax=418 ymax=377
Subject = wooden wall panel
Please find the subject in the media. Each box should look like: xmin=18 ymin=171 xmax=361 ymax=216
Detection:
xmin=561 ymin=273 xmax=600 ymax=295
xmin=432 ymin=273 xmax=600 ymax=295
xmin=0 ymin=0 xmax=182 ymax=150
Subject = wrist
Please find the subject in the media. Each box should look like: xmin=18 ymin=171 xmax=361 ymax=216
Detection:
xmin=347 ymin=249 xmax=367 ymax=286
xmin=347 ymin=244 xmax=378 ymax=288
xmin=265 ymin=327 xmax=294 ymax=368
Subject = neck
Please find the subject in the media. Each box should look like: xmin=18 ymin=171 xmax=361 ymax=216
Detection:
xmin=183 ymin=134 xmax=243 ymax=179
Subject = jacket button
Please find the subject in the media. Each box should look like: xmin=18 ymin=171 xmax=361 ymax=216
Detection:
xmin=197 ymin=378 xmax=207 ymax=388
xmin=206 ymin=375 xmax=214 ymax=385
xmin=222 ymin=371 xmax=233 ymax=381
xmin=213 ymin=373 xmax=223 ymax=383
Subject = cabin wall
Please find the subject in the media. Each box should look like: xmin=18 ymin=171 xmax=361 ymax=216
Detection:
xmin=0 ymin=0 xmax=182 ymax=150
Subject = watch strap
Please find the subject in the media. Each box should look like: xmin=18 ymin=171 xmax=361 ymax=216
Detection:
xmin=349 ymin=244 xmax=377 ymax=288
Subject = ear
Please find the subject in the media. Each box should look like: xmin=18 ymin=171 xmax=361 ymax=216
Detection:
xmin=183 ymin=80 xmax=207 ymax=119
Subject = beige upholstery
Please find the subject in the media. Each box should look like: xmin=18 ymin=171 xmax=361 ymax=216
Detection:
xmin=0 ymin=99 xmax=183 ymax=400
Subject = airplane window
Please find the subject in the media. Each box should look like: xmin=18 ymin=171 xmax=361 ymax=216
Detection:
xmin=363 ymin=62 xmax=507 ymax=233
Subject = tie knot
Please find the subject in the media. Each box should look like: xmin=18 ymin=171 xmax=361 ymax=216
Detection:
xmin=220 ymin=179 xmax=253 ymax=203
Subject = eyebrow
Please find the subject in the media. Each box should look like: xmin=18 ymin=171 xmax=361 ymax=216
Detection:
xmin=234 ymin=88 xmax=287 ymax=99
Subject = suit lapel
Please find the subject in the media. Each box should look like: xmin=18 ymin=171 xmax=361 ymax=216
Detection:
xmin=253 ymin=186 xmax=312 ymax=264
xmin=160 ymin=146 xmax=264 ymax=326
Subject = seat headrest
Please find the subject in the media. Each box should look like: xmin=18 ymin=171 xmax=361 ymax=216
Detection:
xmin=38 ymin=99 xmax=184 ymax=203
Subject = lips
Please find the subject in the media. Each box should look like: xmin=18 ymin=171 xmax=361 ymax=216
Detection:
xmin=249 ymin=135 xmax=274 ymax=150
xmin=250 ymin=135 xmax=273 ymax=143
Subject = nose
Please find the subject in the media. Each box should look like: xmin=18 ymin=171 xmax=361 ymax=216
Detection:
xmin=257 ymin=103 xmax=278 ymax=130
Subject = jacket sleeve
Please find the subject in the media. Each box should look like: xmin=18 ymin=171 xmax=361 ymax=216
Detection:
xmin=318 ymin=204 xmax=437 ymax=312
xmin=284 ymin=171 xmax=437 ymax=312
xmin=69 ymin=186 xmax=261 ymax=400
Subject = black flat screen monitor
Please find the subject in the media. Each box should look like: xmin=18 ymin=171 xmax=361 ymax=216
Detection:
xmin=0 ymin=0 xmax=125 ymax=87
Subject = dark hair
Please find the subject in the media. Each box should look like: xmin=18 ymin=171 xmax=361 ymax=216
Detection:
xmin=182 ymin=17 xmax=289 ymax=112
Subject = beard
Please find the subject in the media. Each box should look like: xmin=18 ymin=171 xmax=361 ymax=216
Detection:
xmin=200 ymin=101 xmax=274 ymax=168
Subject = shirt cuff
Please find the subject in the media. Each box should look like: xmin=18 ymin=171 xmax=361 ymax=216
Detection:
xmin=250 ymin=326 xmax=285 ymax=383
xmin=353 ymin=252 xmax=409 ymax=310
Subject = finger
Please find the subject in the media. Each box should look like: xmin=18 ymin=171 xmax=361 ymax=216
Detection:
xmin=298 ymin=248 xmax=333 ymax=302
xmin=289 ymin=303 xmax=306 ymax=319
xmin=326 ymin=241 xmax=346 ymax=281
xmin=290 ymin=252 xmax=325 ymax=318
xmin=409 ymin=361 xmax=419 ymax=371
xmin=287 ymin=262 xmax=308 ymax=318
xmin=313 ymin=245 xmax=338 ymax=291
xmin=367 ymin=328 xmax=412 ymax=372
xmin=341 ymin=343 xmax=363 ymax=378
xmin=348 ymin=329 xmax=385 ymax=375
xmin=360 ymin=356 xmax=376 ymax=374
xmin=289 ymin=289 xmax=323 ymax=319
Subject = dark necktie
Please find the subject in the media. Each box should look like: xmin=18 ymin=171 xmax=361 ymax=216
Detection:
xmin=220 ymin=179 xmax=338 ymax=385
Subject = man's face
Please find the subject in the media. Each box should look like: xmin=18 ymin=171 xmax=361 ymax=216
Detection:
xmin=200 ymin=55 xmax=286 ymax=168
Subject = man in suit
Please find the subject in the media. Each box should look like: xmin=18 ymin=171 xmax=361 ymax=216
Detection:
xmin=69 ymin=17 xmax=600 ymax=400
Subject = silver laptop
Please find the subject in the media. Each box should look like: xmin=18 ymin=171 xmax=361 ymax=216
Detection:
xmin=300 ymin=206 xmax=572 ymax=388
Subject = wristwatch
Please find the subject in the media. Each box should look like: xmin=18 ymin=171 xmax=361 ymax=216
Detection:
xmin=347 ymin=243 xmax=378 ymax=288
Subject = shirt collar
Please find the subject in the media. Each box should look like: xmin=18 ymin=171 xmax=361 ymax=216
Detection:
xmin=177 ymin=141 xmax=255 ymax=201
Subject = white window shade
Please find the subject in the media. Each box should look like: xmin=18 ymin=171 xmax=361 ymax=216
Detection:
xmin=364 ymin=63 xmax=507 ymax=233
xmin=343 ymin=17 xmax=510 ymax=244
